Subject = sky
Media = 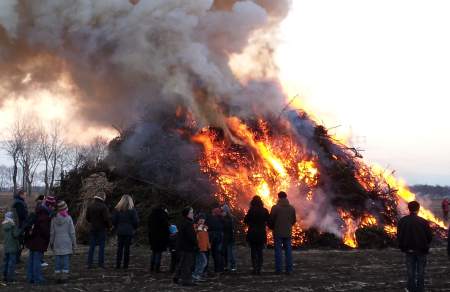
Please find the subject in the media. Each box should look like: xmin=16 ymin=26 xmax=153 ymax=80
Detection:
xmin=0 ymin=1 xmax=449 ymax=186
xmin=276 ymin=0 xmax=450 ymax=185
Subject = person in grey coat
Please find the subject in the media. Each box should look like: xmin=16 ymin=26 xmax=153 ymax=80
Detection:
xmin=49 ymin=201 xmax=76 ymax=283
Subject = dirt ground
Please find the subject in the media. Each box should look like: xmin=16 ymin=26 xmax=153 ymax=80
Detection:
xmin=0 ymin=245 xmax=449 ymax=292
xmin=1 ymin=193 xmax=450 ymax=291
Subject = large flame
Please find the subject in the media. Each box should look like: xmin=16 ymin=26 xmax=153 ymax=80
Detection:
xmin=191 ymin=108 xmax=446 ymax=248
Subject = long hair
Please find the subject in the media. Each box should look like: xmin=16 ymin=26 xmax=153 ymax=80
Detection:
xmin=115 ymin=194 xmax=134 ymax=211
xmin=250 ymin=196 xmax=264 ymax=209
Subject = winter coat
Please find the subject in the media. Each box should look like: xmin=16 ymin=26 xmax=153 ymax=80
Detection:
xmin=269 ymin=198 xmax=296 ymax=238
xmin=49 ymin=214 xmax=77 ymax=256
xmin=25 ymin=204 xmax=52 ymax=252
xmin=12 ymin=196 xmax=28 ymax=228
xmin=148 ymin=207 xmax=170 ymax=252
xmin=2 ymin=220 xmax=20 ymax=253
xmin=244 ymin=206 xmax=270 ymax=245
xmin=176 ymin=217 xmax=198 ymax=253
xmin=398 ymin=214 xmax=432 ymax=255
xmin=206 ymin=214 xmax=224 ymax=233
xmin=195 ymin=224 xmax=210 ymax=252
xmin=112 ymin=209 xmax=139 ymax=237
xmin=86 ymin=198 xmax=111 ymax=232
xmin=223 ymin=215 xmax=235 ymax=245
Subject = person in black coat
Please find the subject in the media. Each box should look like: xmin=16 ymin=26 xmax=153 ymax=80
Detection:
xmin=86 ymin=192 xmax=111 ymax=268
xmin=147 ymin=205 xmax=170 ymax=272
xmin=397 ymin=201 xmax=432 ymax=292
xmin=173 ymin=206 xmax=197 ymax=287
xmin=244 ymin=196 xmax=270 ymax=275
xmin=206 ymin=207 xmax=225 ymax=273
xmin=112 ymin=195 xmax=139 ymax=269
xmin=11 ymin=189 xmax=28 ymax=262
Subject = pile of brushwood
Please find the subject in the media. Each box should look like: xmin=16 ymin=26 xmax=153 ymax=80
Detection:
xmin=55 ymin=109 xmax=445 ymax=248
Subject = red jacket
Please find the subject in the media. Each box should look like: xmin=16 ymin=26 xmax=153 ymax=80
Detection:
xmin=25 ymin=205 xmax=52 ymax=252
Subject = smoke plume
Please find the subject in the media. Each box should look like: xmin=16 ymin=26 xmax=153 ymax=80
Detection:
xmin=0 ymin=0 xmax=292 ymax=128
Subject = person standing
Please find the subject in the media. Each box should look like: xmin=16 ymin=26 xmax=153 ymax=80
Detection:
xmin=49 ymin=201 xmax=77 ymax=283
xmin=168 ymin=224 xmax=178 ymax=273
xmin=2 ymin=211 xmax=20 ymax=282
xmin=207 ymin=207 xmax=224 ymax=273
xmin=173 ymin=207 xmax=198 ymax=287
xmin=147 ymin=205 xmax=169 ymax=272
xmin=11 ymin=189 xmax=28 ymax=263
xmin=25 ymin=195 xmax=55 ymax=284
xmin=244 ymin=196 xmax=270 ymax=275
xmin=442 ymin=198 xmax=449 ymax=222
xmin=398 ymin=201 xmax=432 ymax=292
xmin=86 ymin=192 xmax=111 ymax=269
xmin=222 ymin=204 xmax=236 ymax=271
xmin=192 ymin=215 xmax=210 ymax=282
xmin=112 ymin=195 xmax=139 ymax=269
xmin=269 ymin=191 xmax=296 ymax=275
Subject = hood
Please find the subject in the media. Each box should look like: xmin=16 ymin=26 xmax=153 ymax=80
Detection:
xmin=54 ymin=214 xmax=71 ymax=226
xmin=277 ymin=197 xmax=291 ymax=207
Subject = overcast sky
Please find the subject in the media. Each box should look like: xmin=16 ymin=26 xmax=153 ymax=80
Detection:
xmin=276 ymin=0 xmax=450 ymax=185
xmin=0 ymin=1 xmax=449 ymax=186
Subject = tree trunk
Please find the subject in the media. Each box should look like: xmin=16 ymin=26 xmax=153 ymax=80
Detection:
xmin=12 ymin=158 xmax=18 ymax=194
xmin=49 ymin=153 xmax=57 ymax=191
xmin=22 ymin=165 xmax=26 ymax=192
xmin=44 ymin=157 xmax=49 ymax=195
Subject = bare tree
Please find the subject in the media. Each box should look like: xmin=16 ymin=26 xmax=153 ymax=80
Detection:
xmin=39 ymin=121 xmax=65 ymax=195
xmin=87 ymin=136 xmax=109 ymax=165
xmin=0 ymin=165 xmax=11 ymax=191
xmin=2 ymin=119 xmax=25 ymax=194
xmin=18 ymin=122 xmax=41 ymax=196
xmin=66 ymin=144 xmax=86 ymax=171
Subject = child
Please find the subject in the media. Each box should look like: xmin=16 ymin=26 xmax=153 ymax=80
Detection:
xmin=169 ymin=224 xmax=178 ymax=273
xmin=49 ymin=201 xmax=76 ymax=283
xmin=192 ymin=215 xmax=210 ymax=282
xmin=2 ymin=211 xmax=20 ymax=283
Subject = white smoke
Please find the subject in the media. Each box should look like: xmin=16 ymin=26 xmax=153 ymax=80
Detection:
xmin=0 ymin=0 xmax=292 ymax=127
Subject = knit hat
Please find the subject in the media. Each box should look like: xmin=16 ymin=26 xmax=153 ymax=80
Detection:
xmin=57 ymin=201 xmax=68 ymax=212
xmin=45 ymin=195 xmax=57 ymax=206
xmin=169 ymin=224 xmax=178 ymax=235
xmin=4 ymin=211 xmax=14 ymax=221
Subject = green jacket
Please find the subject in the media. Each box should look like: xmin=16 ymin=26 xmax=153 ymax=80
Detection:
xmin=2 ymin=220 xmax=21 ymax=253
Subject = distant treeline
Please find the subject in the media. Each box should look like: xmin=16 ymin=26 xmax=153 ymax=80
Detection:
xmin=410 ymin=185 xmax=450 ymax=198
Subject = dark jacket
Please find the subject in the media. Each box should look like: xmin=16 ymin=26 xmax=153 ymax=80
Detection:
xmin=270 ymin=198 xmax=296 ymax=238
xmin=12 ymin=196 xmax=28 ymax=228
xmin=25 ymin=204 xmax=52 ymax=252
xmin=223 ymin=215 xmax=235 ymax=245
xmin=176 ymin=217 xmax=197 ymax=253
xmin=398 ymin=214 xmax=432 ymax=255
xmin=86 ymin=198 xmax=111 ymax=232
xmin=244 ymin=206 xmax=270 ymax=245
xmin=112 ymin=209 xmax=139 ymax=237
xmin=206 ymin=214 xmax=224 ymax=233
xmin=148 ymin=207 xmax=169 ymax=252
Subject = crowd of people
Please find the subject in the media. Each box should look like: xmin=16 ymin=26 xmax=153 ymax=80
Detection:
xmin=0 ymin=189 xmax=446 ymax=291
xmin=1 ymin=189 xmax=297 ymax=286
